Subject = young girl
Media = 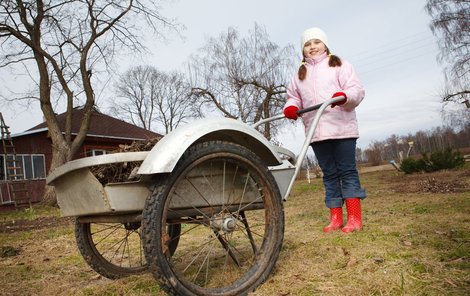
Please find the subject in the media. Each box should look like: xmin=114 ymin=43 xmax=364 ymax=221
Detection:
xmin=283 ymin=27 xmax=366 ymax=233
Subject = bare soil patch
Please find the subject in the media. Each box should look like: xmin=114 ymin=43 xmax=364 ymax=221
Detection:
xmin=380 ymin=167 xmax=470 ymax=194
xmin=0 ymin=216 xmax=73 ymax=233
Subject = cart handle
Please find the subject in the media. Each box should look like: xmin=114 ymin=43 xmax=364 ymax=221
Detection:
xmin=252 ymin=96 xmax=345 ymax=201
xmin=252 ymin=96 xmax=344 ymax=129
xmin=297 ymin=102 xmax=324 ymax=115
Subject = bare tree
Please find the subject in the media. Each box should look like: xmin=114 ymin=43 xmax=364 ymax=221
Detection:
xmin=363 ymin=123 xmax=470 ymax=165
xmin=111 ymin=65 xmax=193 ymax=134
xmin=441 ymin=104 xmax=470 ymax=129
xmin=158 ymin=71 xmax=194 ymax=134
xmin=0 ymin=0 xmax=178 ymax=204
xmin=425 ymin=0 xmax=470 ymax=105
xmin=187 ymin=23 xmax=296 ymax=140
xmin=355 ymin=147 xmax=365 ymax=163
xmin=364 ymin=141 xmax=386 ymax=166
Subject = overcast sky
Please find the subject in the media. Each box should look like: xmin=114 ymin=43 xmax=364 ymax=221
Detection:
xmin=2 ymin=0 xmax=446 ymax=153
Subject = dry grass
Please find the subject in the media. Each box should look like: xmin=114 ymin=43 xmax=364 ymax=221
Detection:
xmin=253 ymin=170 xmax=470 ymax=296
xmin=1 ymin=166 xmax=469 ymax=296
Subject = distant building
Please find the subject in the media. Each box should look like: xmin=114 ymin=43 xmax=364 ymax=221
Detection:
xmin=0 ymin=107 xmax=161 ymax=206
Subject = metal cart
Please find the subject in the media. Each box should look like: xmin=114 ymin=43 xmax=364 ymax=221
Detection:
xmin=46 ymin=97 xmax=343 ymax=296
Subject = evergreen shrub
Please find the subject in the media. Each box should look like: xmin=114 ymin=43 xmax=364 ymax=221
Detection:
xmin=400 ymin=148 xmax=465 ymax=174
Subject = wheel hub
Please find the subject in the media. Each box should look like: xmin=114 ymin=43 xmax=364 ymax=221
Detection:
xmin=210 ymin=213 xmax=237 ymax=233
xmin=124 ymin=222 xmax=141 ymax=231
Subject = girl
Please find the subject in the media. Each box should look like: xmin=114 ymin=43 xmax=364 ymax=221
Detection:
xmin=283 ymin=27 xmax=366 ymax=233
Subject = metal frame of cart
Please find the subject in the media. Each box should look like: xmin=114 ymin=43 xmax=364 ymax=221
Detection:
xmin=47 ymin=97 xmax=344 ymax=296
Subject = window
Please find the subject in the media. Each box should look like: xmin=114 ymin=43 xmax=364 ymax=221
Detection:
xmin=92 ymin=149 xmax=106 ymax=156
xmin=32 ymin=155 xmax=46 ymax=179
xmin=0 ymin=154 xmax=46 ymax=180
xmin=5 ymin=155 xmax=21 ymax=180
xmin=23 ymin=155 xmax=33 ymax=179
xmin=86 ymin=149 xmax=112 ymax=157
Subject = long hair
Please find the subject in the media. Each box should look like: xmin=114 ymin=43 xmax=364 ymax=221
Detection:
xmin=298 ymin=48 xmax=342 ymax=80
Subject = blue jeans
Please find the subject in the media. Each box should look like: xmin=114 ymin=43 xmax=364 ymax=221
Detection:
xmin=311 ymin=138 xmax=366 ymax=209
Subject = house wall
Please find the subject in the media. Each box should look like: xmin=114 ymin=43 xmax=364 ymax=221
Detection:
xmin=0 ymin=180 xmax=44 ymax=205
xmin=12 ymin=131 xmax=54 ymax=173
xmin=2 ymin=133 xmax=139 ymax=205
xmin=78 ymin=136 xmax=134 ymax=158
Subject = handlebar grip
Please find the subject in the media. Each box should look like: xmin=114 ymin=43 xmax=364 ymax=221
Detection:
xmin=296 ymin=103 xmax=323 ymax=115
xmin=296 ymin=96 xmax=345 ymax=115
xmin=252 ymin=96 xmax=345 ymax=128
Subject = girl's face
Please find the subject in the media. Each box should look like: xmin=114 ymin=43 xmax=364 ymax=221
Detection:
xmin=303 ymin=39 xmax=327 ymax=58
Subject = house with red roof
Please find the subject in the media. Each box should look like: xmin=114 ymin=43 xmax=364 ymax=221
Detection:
xmin=0 ymin=107 xmax=161 ymax=206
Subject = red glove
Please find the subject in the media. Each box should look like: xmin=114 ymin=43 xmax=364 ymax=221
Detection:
xmin=331 ymin=92 xmax=347 ymax=108
xmin=284 ymin=106 xmax=299 ymax=120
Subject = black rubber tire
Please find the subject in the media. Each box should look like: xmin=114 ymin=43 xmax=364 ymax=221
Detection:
xmin=142 ymin=141 xmax=285 ymax=296
xmin=75 ymin=217 xmax=148 ymax=279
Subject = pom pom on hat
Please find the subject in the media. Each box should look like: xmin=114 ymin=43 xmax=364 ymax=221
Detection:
xmin=301 ymin=27 xmax=329 ymax=50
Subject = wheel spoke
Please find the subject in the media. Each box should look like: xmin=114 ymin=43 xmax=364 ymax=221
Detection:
xmin=90 ymin=223 xmax=120 ymax=235
xmin=214 ymin=231 xmax=242 ymax=267
xmin=181 ymin=235 xmax=217 ymax=273
xmin=226 ymin=165 xmax=240 ymax=207
xmin=92 ymin=224 xmax=122 ymax=247
xmin=168 ymin=208 xmax=210 ymax=225
xmin=108 ymin=230 xmax=132 ymax=265
xmin=222 ymin=161 xmax=226 ymax=209
xmin=239 ymin=211 xmax=258 ymax=254
xmin=168 ymin=221 xmax=202 ymax=240
xmin=173 ymin=189 xmax=213 ymax=220
xmin=192 ymin=239 xmax=215 ymax=284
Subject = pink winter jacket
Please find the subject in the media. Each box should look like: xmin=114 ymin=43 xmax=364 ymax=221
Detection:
xmin=284 ymin=53 xmax=365 ymax=143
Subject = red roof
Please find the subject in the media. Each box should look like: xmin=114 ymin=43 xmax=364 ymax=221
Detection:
xmin=26 ymin=107 xmax=161 ymax=140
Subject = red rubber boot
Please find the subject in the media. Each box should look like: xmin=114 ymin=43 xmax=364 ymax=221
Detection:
xmin=323 ymin=207 xmax=343 ymax=233
xmin=342 ymin=198 xmax=362 ymax=233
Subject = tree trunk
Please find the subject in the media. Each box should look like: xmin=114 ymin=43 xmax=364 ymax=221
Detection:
xmin=41 ymin=186 xmax=57 ymax=207
xmin=41 ymin=134 xmax=71 ymax=206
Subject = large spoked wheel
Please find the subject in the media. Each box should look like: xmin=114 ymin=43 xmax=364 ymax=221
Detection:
xmin=75 ymin=215 xmax=148 ymax=279
xmin=142 ymin=141 xmax=285 ymax=296
xmin=75 ymin=215 xmax=182 ymax=279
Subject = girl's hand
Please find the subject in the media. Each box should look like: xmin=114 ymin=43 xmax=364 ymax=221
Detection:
xmin=331 ymin=92 xmax=347 ymax=108
xmin=284 ymin=106 xmax=299 ymax=120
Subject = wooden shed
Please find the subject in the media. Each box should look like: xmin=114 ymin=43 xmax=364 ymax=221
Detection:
xmin=0 ymin=107 xmax=161 ymax=206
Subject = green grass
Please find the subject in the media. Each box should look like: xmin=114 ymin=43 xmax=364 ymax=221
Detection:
xmin=0 ymin=204 xmax=60 ymax=222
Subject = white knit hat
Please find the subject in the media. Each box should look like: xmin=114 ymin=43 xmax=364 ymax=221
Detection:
xmin=301 ymin=27 xmax=329 ymax=50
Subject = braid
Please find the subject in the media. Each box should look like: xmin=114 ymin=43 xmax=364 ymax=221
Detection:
xmin=327 ymin=48 xmax=342 ymax=67
xmin=298 ymin=59 xmax=307 ymax=80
